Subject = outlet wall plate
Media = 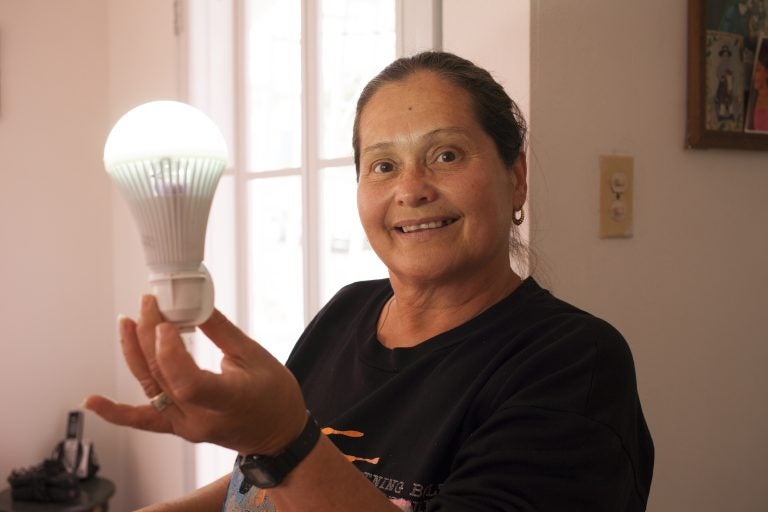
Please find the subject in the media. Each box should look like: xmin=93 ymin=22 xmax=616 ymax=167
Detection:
xmin=599 ymin=155 xmax=634 ymax=238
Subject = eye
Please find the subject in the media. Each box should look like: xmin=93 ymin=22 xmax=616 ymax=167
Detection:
xmin=437 ymin=150 xmax=457 ymax=163
xmin=373 ymin=161 xmax=395 ymax=173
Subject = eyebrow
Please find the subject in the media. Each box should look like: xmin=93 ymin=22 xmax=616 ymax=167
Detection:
xmin=361 ymin=127 xmax=471 ymax=155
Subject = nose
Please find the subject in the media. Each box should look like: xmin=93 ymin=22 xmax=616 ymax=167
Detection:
xmin=395 ymin=163 xmax=437 ymax=207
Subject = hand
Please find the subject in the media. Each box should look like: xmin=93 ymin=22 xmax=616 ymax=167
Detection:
xmin=84 ymin=296 xmax=308 ymax=456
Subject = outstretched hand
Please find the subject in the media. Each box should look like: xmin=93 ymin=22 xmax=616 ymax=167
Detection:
xmin=84 ymin=296 xmax=308 ymax=456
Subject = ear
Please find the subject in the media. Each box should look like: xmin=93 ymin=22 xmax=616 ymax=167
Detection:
xmin=510 ymin=151 xmax=528 ymax=209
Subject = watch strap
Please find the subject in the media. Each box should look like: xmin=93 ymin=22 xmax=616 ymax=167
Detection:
xmin=239 ymin=412 xmax=321 ymax=489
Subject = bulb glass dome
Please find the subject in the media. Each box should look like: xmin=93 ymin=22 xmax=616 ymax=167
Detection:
xmin=104 ymin=100 xmax=228 ymax=167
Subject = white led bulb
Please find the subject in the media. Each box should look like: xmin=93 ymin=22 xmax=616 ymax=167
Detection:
xmin=104 ymin=101 xmax=228 ymax=331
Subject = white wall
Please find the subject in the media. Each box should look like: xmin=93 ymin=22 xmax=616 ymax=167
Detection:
xmin=443 ymin=0 xmax=530 ymax=127
xmin=0 ymin=1 xmax=187 ymax=510
xmin=0 ymin=0 xmax=117 ymax=494
xmin=529 ymin=1 xmax=768 ymax=510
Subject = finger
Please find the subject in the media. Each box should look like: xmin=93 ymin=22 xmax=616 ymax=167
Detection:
xmin=155 ymin=323 xmax=224 ymax=408
xmin=83 ymin=394 xmax=172 ymax=434
xmin=118 ymin=315 xmax=162 ymax=398
xmin=136 ymin=295 xmax=169 ymax=388
xmin=200 ymin=309 xmax=275 ymax=361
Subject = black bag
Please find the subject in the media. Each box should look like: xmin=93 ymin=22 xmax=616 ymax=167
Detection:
xmin=7 ymin=459 xmax=80 ymax=503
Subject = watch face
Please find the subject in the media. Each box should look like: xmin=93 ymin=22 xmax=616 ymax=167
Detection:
xmin=240 ymin=456 xmax=282 ymax=489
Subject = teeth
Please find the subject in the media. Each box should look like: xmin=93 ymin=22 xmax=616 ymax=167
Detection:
xmin=400 ymin=219 xmax=454 ymax=233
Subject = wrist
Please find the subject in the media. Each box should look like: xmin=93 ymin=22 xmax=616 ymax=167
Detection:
xmin=239 ymin=412 xmax=321 ymax=489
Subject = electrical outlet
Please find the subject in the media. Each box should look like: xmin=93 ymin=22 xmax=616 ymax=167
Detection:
xmin=599 ymin=155 xmax=633 ymax=238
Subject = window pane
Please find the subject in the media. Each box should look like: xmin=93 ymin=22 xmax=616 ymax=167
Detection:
xmin=245 ymin=0 xmax=302 ymax=171
xmin=195 ymin=174 xmax=238 ymax=488
xmin=319 ymin=165 xmax=388 ymax=305
xmin=247 ymin=177 xmax=304 ymax=362
xmin=203 ymin=175 xmax=237 ymax=321
xmin=318 ymin=0 xmax=396 ymax=160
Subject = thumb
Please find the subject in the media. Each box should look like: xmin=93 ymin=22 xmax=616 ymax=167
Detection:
xmin=199 ymin=309 xmax=273 ymax=359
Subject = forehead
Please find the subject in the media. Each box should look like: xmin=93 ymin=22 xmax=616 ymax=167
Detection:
xmin=358 ymin=72 xmax=482 ymax=145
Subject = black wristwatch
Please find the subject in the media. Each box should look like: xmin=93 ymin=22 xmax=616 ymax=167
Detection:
xmin=238 ymin=413 xmax=321 ymax=489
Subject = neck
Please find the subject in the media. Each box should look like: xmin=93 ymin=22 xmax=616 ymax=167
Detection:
xmin=378 ymin=265 xmax=522 ymax=349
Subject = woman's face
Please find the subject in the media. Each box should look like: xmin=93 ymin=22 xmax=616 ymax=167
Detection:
xmin=356 ymin=71 xmax=527 ymax=287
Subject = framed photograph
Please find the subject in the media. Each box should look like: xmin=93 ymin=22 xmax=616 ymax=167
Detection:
xmin=687 ymin=0 xmax=768 ymax=149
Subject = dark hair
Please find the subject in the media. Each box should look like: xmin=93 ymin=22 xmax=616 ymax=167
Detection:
xmin=352 ymin=51 xmax=527 ymax=174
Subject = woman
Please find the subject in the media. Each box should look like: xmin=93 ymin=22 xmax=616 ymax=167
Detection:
xmin=86 ymin=51 xmax=654 ymax=511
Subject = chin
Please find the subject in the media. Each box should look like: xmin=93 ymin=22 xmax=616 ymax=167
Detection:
xmin=387 ymin=259 xmax=463 ymax=285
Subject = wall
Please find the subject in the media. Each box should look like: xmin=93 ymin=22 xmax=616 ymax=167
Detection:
xmin=443 ymin=0 xmax=530 ymax=127
xmin=0 ymin=2 xmax=186 ymax=510
xmin=529 ymin=1 xmax=768 ymax=510
xmin=0 ymin=0 xmax=117 ymax=493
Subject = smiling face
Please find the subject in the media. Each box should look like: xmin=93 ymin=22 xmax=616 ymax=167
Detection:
xmin=356 ymin=71 xmax=527 ymax=288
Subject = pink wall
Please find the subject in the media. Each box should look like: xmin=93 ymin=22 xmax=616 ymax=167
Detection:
xmin=0 ymin=0 xmax=117 ymax=495
xmin=0 ymin=1 xmax=185 ymax=510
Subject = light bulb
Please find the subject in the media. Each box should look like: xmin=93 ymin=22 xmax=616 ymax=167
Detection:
xmin=104 ymin=100 xmax=228 ymax=332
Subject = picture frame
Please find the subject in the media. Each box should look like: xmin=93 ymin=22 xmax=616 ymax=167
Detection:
xmin=686 ymin=0 xmax=768 ymax=149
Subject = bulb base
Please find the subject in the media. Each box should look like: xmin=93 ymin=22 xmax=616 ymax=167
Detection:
xmin=149 ymin=265 xmax=214 ymax=332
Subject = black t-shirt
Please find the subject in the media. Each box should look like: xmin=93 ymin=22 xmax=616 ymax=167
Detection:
xmin=223 ymin=278 xmax=653 ymax=511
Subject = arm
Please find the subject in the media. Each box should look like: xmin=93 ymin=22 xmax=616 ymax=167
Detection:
xmin=268 ymin=435 xmax=398 ymax=512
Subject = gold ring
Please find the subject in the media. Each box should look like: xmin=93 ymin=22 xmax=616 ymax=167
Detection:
xmin=150 ymin=391 xmax=173 ymax=412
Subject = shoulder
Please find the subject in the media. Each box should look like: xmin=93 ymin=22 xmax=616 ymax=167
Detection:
xmin=511 ymin=278 xmax=633 ymax=364
xmin=481 ymin=279 xmax=639 ymax=416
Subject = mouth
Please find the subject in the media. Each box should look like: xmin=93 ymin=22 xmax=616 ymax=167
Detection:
xmin=395 ymin=218 xmax=458 ymax=233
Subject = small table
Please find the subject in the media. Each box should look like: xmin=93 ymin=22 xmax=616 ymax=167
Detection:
xmin=0 ymin=478 xmax=114 ymax=512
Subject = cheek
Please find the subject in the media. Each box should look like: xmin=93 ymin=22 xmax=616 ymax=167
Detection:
xmin=463 ymin=174 xmax=514 ymax=219
xmin=356 ymin=185 xmax=383 ymax=233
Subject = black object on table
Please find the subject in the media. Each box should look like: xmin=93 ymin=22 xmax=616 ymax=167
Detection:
xmin=0 ymin=478 xmax=114 ymax=512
